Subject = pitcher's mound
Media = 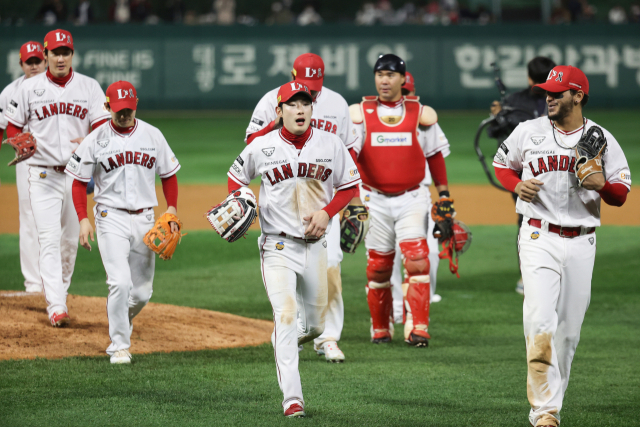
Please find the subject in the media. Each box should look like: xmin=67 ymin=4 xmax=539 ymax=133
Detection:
xmin=0 ymin=292 xmax=272 ymax=361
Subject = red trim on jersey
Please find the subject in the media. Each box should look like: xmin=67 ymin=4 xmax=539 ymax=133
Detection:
xmin=426 ymin=151 xmax=448 ymax=186
xmin=228 ymin=176 xmax=242 ymax=192
xmin=6 ymin=122 xmax=22 ymax=138
xmin=72 ymin=179 xmax=89 ymax=221
xmin=46 ymin=68 xmax=74 ymax=87
xmin=158 ymin=163 xmax=180 ymax=178
xmin=551 ymin=119 xmax=587 ymax=135
xmin=92 ymin=119 xmax=108 ymax=131
xmin=247 ymin=120 xmax=276 ymax=145
xmin=322 ymin=186 xmax=357 ymax=218
xmin=161 ymin=174 xmax=178 ymax=209
xmin=109 ymin=119 xmax=138 ymax=138
xmin=597 ymin=181 xmax=627 ymax=207
xmin=494 ymin=166 xmax=521 ymax=193
xmin=228 ymin=171 xmax=249 ymax=186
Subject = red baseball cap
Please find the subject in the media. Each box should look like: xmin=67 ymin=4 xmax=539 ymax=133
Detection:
xmin=106 ymin=81 xmax=138 ymax=112
xmin=403 ymin=71 xmax=415 ymax=92
xmin=535 ymin=65 xmax=589 ymax=95
xmin=19 ymin=41 xmax=45 ymax=62
xmin=292 ymin=53 xmax=324 ymax=92
xmin=277 ymin=81 xmax=313 ymax=105
xmin=44 ymin=29 xmax=74 ymax=52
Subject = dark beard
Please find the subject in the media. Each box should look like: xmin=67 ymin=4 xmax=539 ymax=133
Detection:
xmin=548 ymin=101 xmax=572 ymax=122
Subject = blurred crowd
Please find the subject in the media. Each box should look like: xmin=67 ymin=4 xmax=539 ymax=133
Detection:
xmin=7 ymin=0 xmax=639 ymax=26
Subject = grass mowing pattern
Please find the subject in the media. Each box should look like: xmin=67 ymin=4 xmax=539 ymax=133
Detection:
xmin=1 ymin=109 xmax=638 ymax=185
xmin=1 ymin=226 xmax=639 ymax=426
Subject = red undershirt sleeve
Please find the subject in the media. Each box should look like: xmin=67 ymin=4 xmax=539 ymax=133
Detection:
xmin=597 ymin=181 xmax=628 ymax=207
xmin=161 ymin=174 xmax=178 ymax=209
xmin=323 ymin=186 xmax=357 ymax=218
xmin=92 ymin=118 xmax=108 ymax=131
xmin=247 ymin=120 xmax=276 ymax=145
xmin=0 ymin=129 xmax=3 ymax=142
xmin=426 ymin=151 xmax=448 ymax=186
xmin=6 ymin=122 xmax=23 ymax=139
xmin=72 ymin=179 xmax=89 ymax=221
xmin=228 ymin=176 xmax=242 ymax=192
xmin=494 ymin=167 xmax=522 ymax=193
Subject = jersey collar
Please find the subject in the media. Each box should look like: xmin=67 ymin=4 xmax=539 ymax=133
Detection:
xmin=110 ymin=119 xmax=138 ymax=138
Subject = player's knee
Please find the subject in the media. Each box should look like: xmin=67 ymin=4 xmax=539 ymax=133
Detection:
xmin=399 ymin=239 xmax=430 ymax=276
xmin=130 ymin=286 xmax=153 ymax=305
xmin=366 ymin=250 xmax=395 ymax=283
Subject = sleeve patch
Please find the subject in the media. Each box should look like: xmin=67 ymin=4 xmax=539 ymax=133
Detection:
xmin=5 ymin=100 xmax=17 ymax=117
xmin=494 ymin=151 xmax=506 ymax=164
xmin=235 ymin=156 xmax=244 ymax=166
xmin=66 ymin=154 xmax=80 ymax=172
xmin=251 ymin=117 xmax=264 ymax=126
xmin=348 ymin=167 xmax=359 ymax=177
xmin=499 ymin=142 xmax=509 ymax=155
xmin=619 ymin=170 xmax=631 ymax=185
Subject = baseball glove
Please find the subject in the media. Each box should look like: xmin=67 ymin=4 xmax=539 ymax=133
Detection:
xmin=3 ymin=132 xmax=36 ymax=166
xmin=143 ymin=213 xmax=185 ymax=260
xmin=575 ymin=126 xmax=607 ymax=187
xmin=207 ymin=187 xmax=257 ymax=243
xmin=340 ymin=204 xmax=369 ymax=254
xmin=431 ymin=197 xmax=456 ymax=242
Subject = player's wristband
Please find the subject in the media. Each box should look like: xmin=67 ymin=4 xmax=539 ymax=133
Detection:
xmin=439 ymin=190 xmax=450 ymax=199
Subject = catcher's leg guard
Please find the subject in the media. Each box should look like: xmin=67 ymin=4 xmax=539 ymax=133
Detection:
xmin=399 ymin=239 xmax=431 ymax=347
xmin=366 ymin=250 xmax=395 ymax=343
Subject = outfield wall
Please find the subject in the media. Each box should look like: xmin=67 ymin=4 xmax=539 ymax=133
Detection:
xmin=1 ymin=25 xmax=638 ymax=109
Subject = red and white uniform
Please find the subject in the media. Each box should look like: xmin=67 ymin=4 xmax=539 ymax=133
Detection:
xmin=351 ymin=96 xmax=448 ymax=343
xmin=0 ymin=75 xmax=42 ymax=293
xmin=245 ymin=85 xmax=357 ymax=351
xmin=230 ymin=124 xmax=360 ymax=411
xmin=493 ymin=116 xmax=631 ymax=426
xmin=66 ymin=117 xmax=180 ymax=356
xmin=5 ymin=68 xmax=109 ymax=317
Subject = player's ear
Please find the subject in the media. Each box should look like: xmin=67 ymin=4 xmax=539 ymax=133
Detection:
xmin=276 ymin=105 xmax=283 ymax=119
xmin=104 ymin=102 xmax=111 ymax=112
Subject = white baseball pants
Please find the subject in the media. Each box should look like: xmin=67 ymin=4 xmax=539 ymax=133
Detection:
xmin=519 ymin=220 xmax=596 ymax=426
xmin=17 ymin=162 xmax=41 ymax=292
xmin=27 ymin=166 xmax=79 ymax=316
xmin=94 ymin=204 xmax=155 ymax=355
xmin=259 ymin=233 xmax=328 ymax=410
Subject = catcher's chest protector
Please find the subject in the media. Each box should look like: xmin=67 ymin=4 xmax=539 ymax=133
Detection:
xmin=358 ymin=98 xmax=425 ymax=194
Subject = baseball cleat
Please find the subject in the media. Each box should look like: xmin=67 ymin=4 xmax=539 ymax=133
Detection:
xmin=110 ymin=349 xmax=132 ymax=364
xmin=405 ymin=330 xmax=430 ymax=347
xmin=49 ymin=311 xmax=70 ymax=327
xmin=284 ymin=403 xmax=305 ymax=418
xmin=371 ymin=331 xmax=392 ymax=344
xmin=314 ymin=341 xmax=345 ymax=363
xmin=516 ymin=278 xmax=524 ymax=295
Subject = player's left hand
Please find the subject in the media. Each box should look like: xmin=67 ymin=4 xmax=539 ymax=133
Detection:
xmin=79 ymin=218 xmax=94 ymax=251
xmin=165 ymin=206 xmax=179 ymax=233
xmin=71 ymin=137 xmax=84 ymax=144
xmin=304 ymin=210 xmax=330 ymax=238
xmin=581 ymin=172 xmax=605 ymax=191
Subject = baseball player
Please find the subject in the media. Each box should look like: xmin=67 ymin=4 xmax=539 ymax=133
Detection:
xmin=349 ymin=54 xmax=452 ymax=347
xmin=388 ymin=71 xmax=447 ymax=323
xmin=493 ymin=65 xmax=631 ymax=426
xmin=4 ymin=29 xmax=110 ymax=326
xmin=0 ymin=41 xmax=46 ymax=293
xmin=66 ymin=80 xmax=181 ymax=364
xmin=245 ymin=53 xmax=360 ymax=362
xmin=230 ymin=82 xmax=360 ymax=417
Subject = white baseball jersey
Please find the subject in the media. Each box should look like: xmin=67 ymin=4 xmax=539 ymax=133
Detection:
xmin=245 ymin=86 xmax=358 ymax=149
xmin=64 ymin=119 xmax=181 ymax=210
xmin=351 ymin=100 xmax=451 ymax=184
xmin=5 ymin=70 xmax=110 ymax=166
xmin=0 ymin=76 xmax=26 ymax=130
xmin=229 ymin=128 xmax=361 ymax=237
xmin=493 ymin=117 xmax=631 ymax=227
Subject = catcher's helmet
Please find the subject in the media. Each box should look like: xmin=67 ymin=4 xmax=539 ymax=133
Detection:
xmin=373 ymin=54 xmax=406 ymax=75
xmin=452 ymin=220 xmax=472 ymax=255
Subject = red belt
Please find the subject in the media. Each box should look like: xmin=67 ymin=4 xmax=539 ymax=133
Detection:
xmin=279 ymin=232 xmax=320 ymax=243
xmin=361 ymin=184 xmax=420 ymax=197
xmin=116 ymin=207 xmax=152 ymax=215
xmin=35 ymin=165 xmax=66 ymax=173
xmin=528 ymin=219 xmax=595 ymax=238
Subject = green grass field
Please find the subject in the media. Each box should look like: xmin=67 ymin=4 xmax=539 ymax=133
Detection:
xmin=1 ymin=109 xmax=639 ymax=185
xmin=1 ymin=110 xmax=639 ymax=426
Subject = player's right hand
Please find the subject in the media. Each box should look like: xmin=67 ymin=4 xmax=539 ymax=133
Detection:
xmin=490 ymin=101 xmax=502 ymax=116
xmin=515 ymin=179 xmax=544 ymax=203
xmin=79 ymin=218 xmax=94 ymax=251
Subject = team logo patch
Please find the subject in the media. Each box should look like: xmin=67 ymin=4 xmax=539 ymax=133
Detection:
xmin=589 ymin=237 xmax=594 ymax=245
xmin=275 ymin=242 xmax=285 ymax=250
xmin=531 ymin=136 xmax=546 ymax=145
xmin=97 ymin=139 xmax=109 ymax=148
xmin=349 ymin=168 xmax=359 ymax=177
xmin=494 ymin=152 xmax=506 ymax=164
xmin=34 ymin=89 xmax=45 ymax=96
xmin=171 ymin=156 xmax=177 ymax=163
xmin=531 ymin=231 xmax=540 ymax=240
xmin=39 ymin=171 xmax=47 ymax=179
xmin=101 ymin=210 xmax=108 ymax=218
xmin=232 ymin=164 xmax=241 ymax=173
xmin=262 ymin=147 xmax=275 ymax=157
xmin=146 ymin=214 xmax=153 ymax=221
xmin=364 ymin=194 xmax=370 ymax=202
xmin=322 ymin=240 xmax=327 ymax=248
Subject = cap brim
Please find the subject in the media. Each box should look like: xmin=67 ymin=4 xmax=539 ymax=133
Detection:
xmin=109 ymin=100 xmax=137 ymax=112
xmin=296 ymin=78 xmax=323 ymax=92
xmin=46 ymin=43 xmax=74 ymax=52
xmin=280 ymin=90 xmax=313 ymax=105
xmin=22 ymin=53 xmax=44 ymax=61
xmin=534 ymin=81 xmax=569 ymax=93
